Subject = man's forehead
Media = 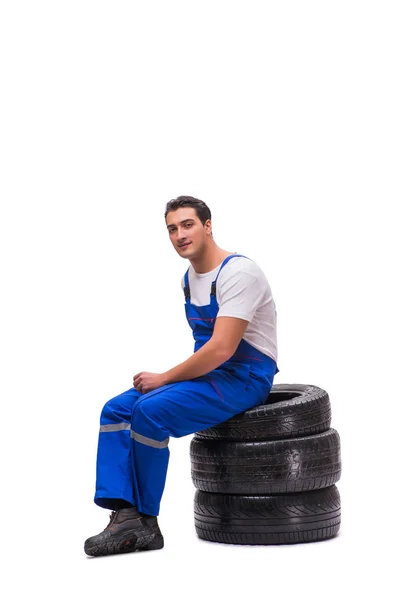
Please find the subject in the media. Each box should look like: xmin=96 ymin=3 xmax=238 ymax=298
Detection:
xmin=166 ymin=207 xmax=198 ymax=226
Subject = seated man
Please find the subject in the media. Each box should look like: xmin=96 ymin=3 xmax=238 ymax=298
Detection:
xmin=84 ymin=195 xmax=279 ymax=557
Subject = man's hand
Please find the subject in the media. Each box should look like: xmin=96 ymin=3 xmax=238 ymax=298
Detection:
xmin=133 ymin=372 xmax=167 ymax=394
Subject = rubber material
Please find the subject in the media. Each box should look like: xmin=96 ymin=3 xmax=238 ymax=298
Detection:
xmin=85 ymin=532 xmax=164 ymax=557
xmin=194 ymin=485 xmax=341 ymax=545
xmin=190 ymin=428 xmax=341 ymax=494
xmin=194 ymin=384 xmax=331 ymax=441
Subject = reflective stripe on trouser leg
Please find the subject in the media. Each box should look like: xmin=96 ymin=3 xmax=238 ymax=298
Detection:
xmin=130 ymin=430 xmax=169 ymax=448
xmin=130 ymin=396 xmax=172 ymax=517
xmin=129 ymin=426 xmax=170 ymax=514
xmin=94 ymin=387 xmax=142 ymax=509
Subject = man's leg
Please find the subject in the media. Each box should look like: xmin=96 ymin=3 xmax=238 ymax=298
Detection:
xmin=94 ymin=386 xmax=142 ymax=509
xmin=130 ymin=363 xmax=274 ymax=516
xmin=85 ymin=386 xmax=164 ymax=557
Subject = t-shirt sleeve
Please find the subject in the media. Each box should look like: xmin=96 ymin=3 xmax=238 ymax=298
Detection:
xmin=216 ymin=262 xmax=267 ymax=322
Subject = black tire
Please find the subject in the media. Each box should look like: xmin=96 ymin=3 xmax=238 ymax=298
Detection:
xmin=195 ymin=384 xmax=331 ymax=441
xmin=190 ymin=428 xmax=341 ymax=494
xmin=194 ymin=485 xmax=341 ymax=545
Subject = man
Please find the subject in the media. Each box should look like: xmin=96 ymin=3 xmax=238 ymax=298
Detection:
xmin=84 ymin=196 xmax=278 ymax=557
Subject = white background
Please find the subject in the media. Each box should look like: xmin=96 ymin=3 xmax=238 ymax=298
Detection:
xmin=1 ymin=1 xmax=399 ymax=598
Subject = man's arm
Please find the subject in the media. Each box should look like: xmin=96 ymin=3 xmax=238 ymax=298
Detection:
xmin=133 ymin=317 xmax=249 ymax=393
xmin=163 ymin=316 xmax=249 ymax=384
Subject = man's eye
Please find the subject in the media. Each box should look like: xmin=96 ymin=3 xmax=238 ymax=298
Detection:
xmin=184 ymin=223 xmax=193 ymax=228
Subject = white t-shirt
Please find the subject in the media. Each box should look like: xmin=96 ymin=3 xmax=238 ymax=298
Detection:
xmin=181 ymin=256 xmax=278 ymax=363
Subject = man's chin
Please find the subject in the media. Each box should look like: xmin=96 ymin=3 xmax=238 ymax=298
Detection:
xmin=182 ymin=249 xmax=197 ymax=261
xmin=182 ymin=250 xmax=194 ymax=258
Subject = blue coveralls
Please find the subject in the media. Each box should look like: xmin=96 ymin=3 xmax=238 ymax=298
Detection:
xmin=94 ymin=255 xmax=278 ymax=516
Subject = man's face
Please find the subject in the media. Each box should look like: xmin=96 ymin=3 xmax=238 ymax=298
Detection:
xmin=166 ymin=207 xmax=211 ymax=259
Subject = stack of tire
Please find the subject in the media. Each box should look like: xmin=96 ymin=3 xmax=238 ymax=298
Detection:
xmin=190 ymin=384 xmax=341 ymax=545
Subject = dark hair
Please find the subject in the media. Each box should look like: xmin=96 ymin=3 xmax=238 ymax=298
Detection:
xmin=164 ymin=196 xmax=211 ymax=225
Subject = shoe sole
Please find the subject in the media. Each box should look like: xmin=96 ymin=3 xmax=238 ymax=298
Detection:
xmin=85 ymin=532 xmax=164 ymax=557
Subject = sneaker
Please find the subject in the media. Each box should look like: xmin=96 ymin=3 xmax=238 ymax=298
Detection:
xmin=84 ymin=507 xmax=164 ymax=557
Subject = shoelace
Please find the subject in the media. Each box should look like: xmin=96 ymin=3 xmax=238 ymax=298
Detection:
xmin=106 ymin=508 xmax=146 ymax=531
xmin=105 ymin=511 xmax=118 ymax=529
xmin=108 ymin=509 xmax=143 ymax=523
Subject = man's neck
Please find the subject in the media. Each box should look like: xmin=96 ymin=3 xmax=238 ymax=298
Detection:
xmin=190 ymin=244 xmax=235 ymax=274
